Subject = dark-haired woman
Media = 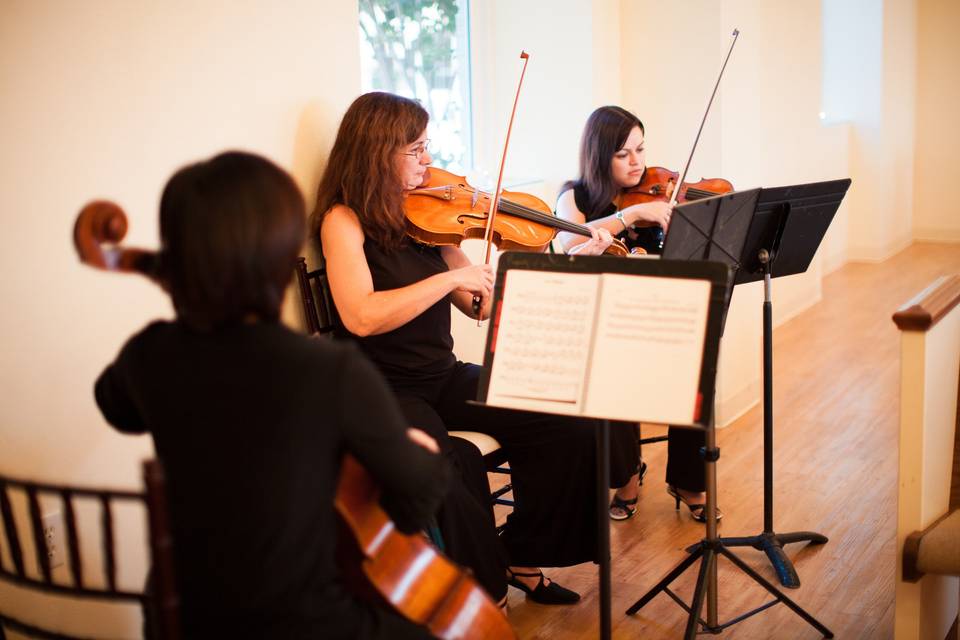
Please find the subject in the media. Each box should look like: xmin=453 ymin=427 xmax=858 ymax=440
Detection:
xmin=556 ymin=106 xmax=719 ymax=523
xmin=315 ymin=92 xmax=631 ymax=607
xmin=95 ymin=151 xmax=448 ymax=639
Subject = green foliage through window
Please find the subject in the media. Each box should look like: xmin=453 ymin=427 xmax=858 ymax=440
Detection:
xmin=359 ymin=0 xmax=472 ymax=172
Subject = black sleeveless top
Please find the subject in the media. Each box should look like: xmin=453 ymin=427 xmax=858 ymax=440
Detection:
xmin=566 ymin=182 xmax=663 ymax=255
xmin=334 ymin=238 xmax=456 ymax=382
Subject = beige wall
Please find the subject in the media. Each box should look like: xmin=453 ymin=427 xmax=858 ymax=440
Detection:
xmin=1 ymin=0 xmax=957 ymax=635
xmin=452 ymin=0 xmax=627 ymax=363
xmin=620 ymin=0 xmax=851 ymax=425
xmin=0 ymin=1 xmax=358 ymax=635
xmin=913 ymin=0 xmax=960 ymax=242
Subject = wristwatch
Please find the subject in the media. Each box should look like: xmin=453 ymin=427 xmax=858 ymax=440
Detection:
xmin=615 ymin=210 xmax=629 ymax=232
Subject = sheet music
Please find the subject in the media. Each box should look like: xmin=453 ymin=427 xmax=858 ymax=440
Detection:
xmin=483 ymin=268 xmax=712 ymax=425
xmin=485 ymin=270 xmax=598 ymax=416
xmin=584 ymin=274 xmax=710 ymax=424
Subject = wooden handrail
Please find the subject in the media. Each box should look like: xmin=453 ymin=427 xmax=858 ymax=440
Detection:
xmin=892 ymin=274 xmax=960 ymax=331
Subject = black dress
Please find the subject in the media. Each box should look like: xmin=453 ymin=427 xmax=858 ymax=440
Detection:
xmin=565 ymin=182 xmax=707 ymax=493
xmin=333 ymin=238 xmax=639 ymax=598
xmin=95 ymin=320 xmax=445 ymax=639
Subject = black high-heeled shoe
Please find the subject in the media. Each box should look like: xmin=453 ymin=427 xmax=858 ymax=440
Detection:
xmin=609 ymin=494 xmax=638 ymax=521
xmin=667 ymin=485 xmax=723 ymax=523
xmin=506 ymin=569 xmax=580 ymax=605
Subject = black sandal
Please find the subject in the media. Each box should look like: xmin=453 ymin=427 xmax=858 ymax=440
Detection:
xmin=506 ymin=569 xmax=580 ymax=605
xmin=638 ymin=460 xmax=648 ymax=485
xmin=667 ymin=485 xmax=723 ymax=523
xmin=609 ymin=494 xmax=638 ymax=521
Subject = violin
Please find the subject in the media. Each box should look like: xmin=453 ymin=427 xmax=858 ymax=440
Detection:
xmin=405 ymin=166 xmax=628 ymax=257
xmin=623 ymin=166 xmax=733 ymax=208
xmin=74 ymin=202 xmax=516 ymax=640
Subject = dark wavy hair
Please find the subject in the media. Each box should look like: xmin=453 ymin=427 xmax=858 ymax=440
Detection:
xmin=312 ymin=92 xmax=429 ymax=250
xmin=158 ymin=151 xmax=305 ymax=330
xmin=563 ymin=106 xmax=644 ymax=215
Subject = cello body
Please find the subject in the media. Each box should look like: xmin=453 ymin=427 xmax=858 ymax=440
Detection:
xmin=335 ymin=455 xmax=516 ymax=640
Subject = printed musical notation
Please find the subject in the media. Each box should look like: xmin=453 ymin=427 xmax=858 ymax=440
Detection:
xmin=485 ymin=268 xmax=711 ymax=425
xmin=486 ymin=271 xmax=597 ymax=409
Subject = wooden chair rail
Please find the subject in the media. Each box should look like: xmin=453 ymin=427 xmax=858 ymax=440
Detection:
xmin=892 ymin=274 xmax=960 ymax=331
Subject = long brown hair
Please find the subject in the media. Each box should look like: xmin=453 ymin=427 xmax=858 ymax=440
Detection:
xmin=312 ymin=92 xmax=429 ymax=250
xmin=563 ymin=106 xmax=644 ymax=216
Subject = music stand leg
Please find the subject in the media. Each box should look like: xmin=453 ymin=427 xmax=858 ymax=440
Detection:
xmin=597 ymin=419 xmax=611 ymax=640
xmin=717 ymin=546 xmax=834 ymax=638
xmin=625 ymin=411 xmax=833 ymax=637
xmin=721 ymin=264 xmax=828 ymax=588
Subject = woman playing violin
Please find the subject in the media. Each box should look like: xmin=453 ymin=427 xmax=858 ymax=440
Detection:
xmin=556 ymin=105 xmax=719 ymax=523
xmin=95 ymin=151 xmax=448 ymax=639
xmin=315 ymin=92 xmax=621 ymax=607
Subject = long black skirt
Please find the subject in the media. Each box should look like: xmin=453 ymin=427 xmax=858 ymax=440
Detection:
xmin=389 ymin=362 xmax=638 ymax=599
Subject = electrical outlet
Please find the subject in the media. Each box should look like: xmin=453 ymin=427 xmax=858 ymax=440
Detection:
xmin=42 ymin=511 xmax=66 ymax=569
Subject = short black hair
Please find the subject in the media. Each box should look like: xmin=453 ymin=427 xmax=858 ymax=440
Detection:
xmin=159 ymin=151 xmax=305 ymax=330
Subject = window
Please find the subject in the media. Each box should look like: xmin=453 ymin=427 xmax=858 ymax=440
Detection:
xmin=358 ymin=0 xmax=473 ymax=172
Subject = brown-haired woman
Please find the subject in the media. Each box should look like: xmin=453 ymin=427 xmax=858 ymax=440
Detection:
xmin=315 ymin=92 xmax=630 ymax=606
xmin=556 ymin=105 xmax=721 ymax=523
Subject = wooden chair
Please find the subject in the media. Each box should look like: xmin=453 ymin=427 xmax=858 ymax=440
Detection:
xmin=295 ymin=257 xmax=513 ymax=507
xmin=0 ymin=461 xmax=179 ymax=639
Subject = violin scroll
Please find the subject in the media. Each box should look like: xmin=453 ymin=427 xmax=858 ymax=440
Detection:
xmin=74 ymin=201 xmax=159 ymax=278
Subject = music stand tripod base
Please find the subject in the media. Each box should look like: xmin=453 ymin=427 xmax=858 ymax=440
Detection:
xmin=624 ymin=441 xmax=834 ymax=639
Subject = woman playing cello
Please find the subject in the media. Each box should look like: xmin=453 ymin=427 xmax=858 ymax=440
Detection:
xmin=93 ymin=151 xmax=449 ymax=638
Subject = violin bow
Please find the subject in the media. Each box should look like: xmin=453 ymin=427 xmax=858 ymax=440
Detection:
xmin=662 ymin=29 xmax=740 ymax=246
xmin=474 ymin=50 xmax=530 ymax=323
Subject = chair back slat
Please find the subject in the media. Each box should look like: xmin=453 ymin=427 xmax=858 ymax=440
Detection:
xmin=296 ymin=257 xmax=321 ymax=334
xmin=26 ymin=486 xmax=52 ymax=584
xmin=1 ymin=465 xmax=180 ymax=638
xmin=98 ymin=493 xmax=117 ymax=593
xmin=0 ymin=482 xmax=26 ymax=577
xmin=296 ymin=256 xmax=337 ymax=336
xmin=62 ymin=489 xmax=84 ymax=588
xmin=144 ymin=460 xmax=181 ymax=640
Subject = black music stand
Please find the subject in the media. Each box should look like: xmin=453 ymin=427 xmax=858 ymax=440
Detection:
xmin=627 ymin=180 xmax=850 ymax=637
xmin=475 ymin=252 xmax=731 ymax=640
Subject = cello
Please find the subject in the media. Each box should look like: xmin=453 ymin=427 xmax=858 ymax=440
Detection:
xmin=74 ymin=201 xmax=516 ymax=640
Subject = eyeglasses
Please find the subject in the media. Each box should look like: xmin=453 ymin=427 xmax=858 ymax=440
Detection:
xmin=400 ymin=139 xmax=432 ymax=160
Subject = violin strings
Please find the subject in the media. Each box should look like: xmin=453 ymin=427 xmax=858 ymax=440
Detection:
xmin=684 ymin=188 xmax=719 ymax=200
xmin=497 ymin=198 xmax=591 ymax=236
xmin=445 ymin=183 xmax=591 ymax=237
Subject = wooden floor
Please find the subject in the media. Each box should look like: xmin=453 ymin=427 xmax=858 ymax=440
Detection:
xmin=495 ymin=242 xmax=960 ymax=639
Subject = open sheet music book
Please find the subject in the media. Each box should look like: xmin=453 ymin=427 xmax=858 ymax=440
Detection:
xmin=483 ymin=268 xmax=711 ymax=426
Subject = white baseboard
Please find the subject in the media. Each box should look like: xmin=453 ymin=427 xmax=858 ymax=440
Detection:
xmin=913 ymin=228 xmax=960 ymax=243
xmin=848 ymin=232 xmax=914 ymax=263
xmin=822 ymin=251 xmax=847 ymax=276
xmin=717 ymin=379 xmax=760 ymax=429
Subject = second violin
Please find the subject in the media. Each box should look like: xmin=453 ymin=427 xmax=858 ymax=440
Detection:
xmin=623 ymin=166 xmax=733 ymax=208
